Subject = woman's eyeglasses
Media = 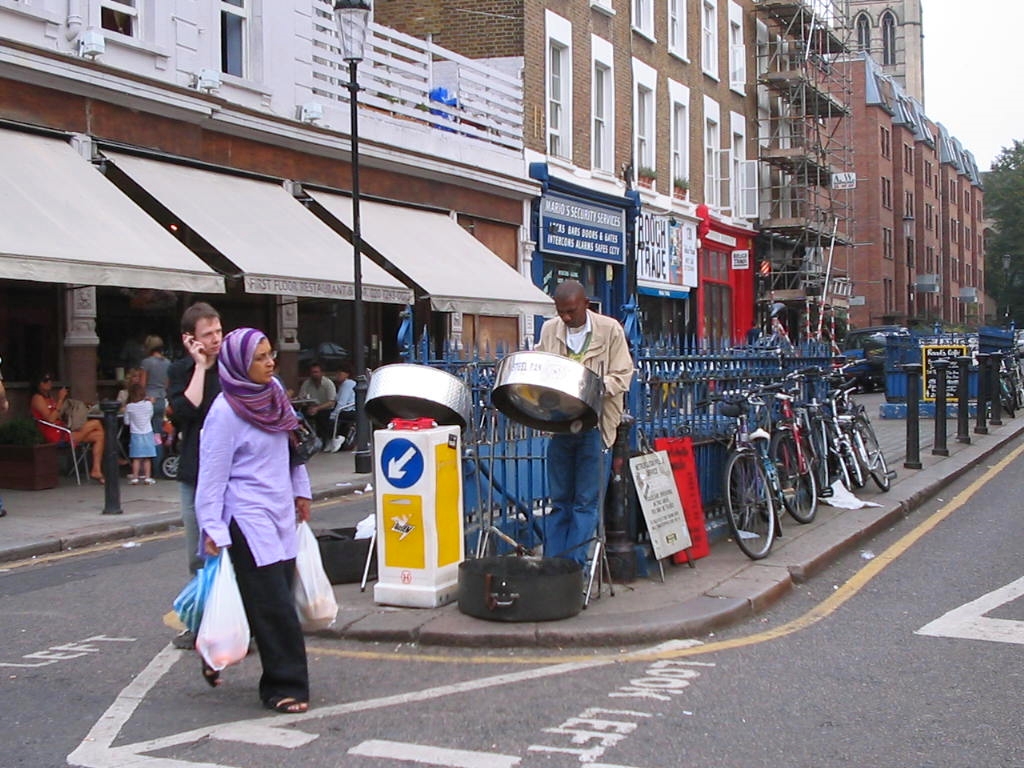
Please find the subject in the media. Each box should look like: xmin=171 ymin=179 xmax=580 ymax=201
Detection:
xmin=41 ymin=375 xmax=53 ymax=382
xmin=253 ymin=351 xmax=278 ymax=364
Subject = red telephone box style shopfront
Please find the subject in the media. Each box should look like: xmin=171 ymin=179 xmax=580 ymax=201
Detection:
xmin=694 ymin=204 xmax=756 ymax=346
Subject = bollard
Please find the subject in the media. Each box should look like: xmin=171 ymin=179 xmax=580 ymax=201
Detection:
xmin=99 ymin=400 xmax=123 ymax=515
xmin=903 ymin=363 xmax=923 ymax=470
xmin=988 ymin=351 xmax=1003 ymax=426
xmin=956 ymin=356 xmax=971 ymax=444
xmin=974 ymin=353 xmax=989 ymax=435
xmin=604 ymin=415 xmax=637 ymax=583
xmin=931 ymin=360 xmax=949 ymax=456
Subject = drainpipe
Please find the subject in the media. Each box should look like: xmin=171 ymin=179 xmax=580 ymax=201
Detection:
xmin=66 ymin=0 xmax=83 ymax=42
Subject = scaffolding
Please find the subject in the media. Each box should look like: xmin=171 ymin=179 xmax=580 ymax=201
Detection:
xmin=754 ymin=0 xmax=854 ymax=343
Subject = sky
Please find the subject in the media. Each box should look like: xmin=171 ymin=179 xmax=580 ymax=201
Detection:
xmin=921 ymin=0 xmax=1024 ymax=171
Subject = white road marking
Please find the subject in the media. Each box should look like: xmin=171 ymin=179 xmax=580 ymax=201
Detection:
xmin=348 ymin=739 xmax=520 ymax=767
xmin=210 ymin=723 xmax=318 ymax=748
xmin=916 ymin=576 xmax=1024 ymax=645
xmin=67 ymin=646 xmax=630 ymax=767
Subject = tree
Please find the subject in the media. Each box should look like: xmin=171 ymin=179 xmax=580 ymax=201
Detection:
xmin=984 ymin=140 xmax=1024 ymax=325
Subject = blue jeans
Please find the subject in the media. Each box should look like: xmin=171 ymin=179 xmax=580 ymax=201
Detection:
xmin=545 ymin=429 xmax=605 ymax=565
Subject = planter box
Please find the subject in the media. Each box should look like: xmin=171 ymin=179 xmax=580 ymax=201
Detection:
xmin=0 ymin=443 xmax=59 ymax=490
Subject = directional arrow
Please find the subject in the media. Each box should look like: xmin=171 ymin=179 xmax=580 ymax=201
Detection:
xmin=917 ymin=576 xmax=1024 ymax=646
xmin=387 ymin=446 xmax=418 ymax=480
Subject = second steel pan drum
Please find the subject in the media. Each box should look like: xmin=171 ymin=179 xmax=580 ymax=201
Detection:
xmin=491 ymin=351 xmax=603 ymax=433
xmin=365 ymin=363 xmax=472 ymax=430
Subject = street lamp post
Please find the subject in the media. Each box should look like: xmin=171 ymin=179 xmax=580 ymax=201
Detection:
xmin=334 ymin=0 xmax=373 ymax=474
xmin=1002 ymin=253 xmax=1012 ymax=325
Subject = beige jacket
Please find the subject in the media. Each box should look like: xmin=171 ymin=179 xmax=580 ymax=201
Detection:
xmin=537 ymin=309 xmax=635 ymax=448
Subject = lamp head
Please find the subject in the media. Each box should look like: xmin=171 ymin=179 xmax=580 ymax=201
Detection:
xmin=334 ymin=0 xmax=372 ymax=62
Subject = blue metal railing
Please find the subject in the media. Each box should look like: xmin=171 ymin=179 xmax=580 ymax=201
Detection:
xmin=402 ymin=331 xmax=834 ymax=551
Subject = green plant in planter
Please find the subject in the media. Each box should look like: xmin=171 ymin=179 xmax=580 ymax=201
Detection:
xmin=637 ymin=166 xmax=657 ymax=182
xmin=673 ymin=176 xmax=689 ymax=193
xmin=0 ymin=417 xmax=44 ymax=446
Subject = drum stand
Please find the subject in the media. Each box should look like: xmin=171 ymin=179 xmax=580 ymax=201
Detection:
xmin=583 ymin=448 xmax=614 ymax=608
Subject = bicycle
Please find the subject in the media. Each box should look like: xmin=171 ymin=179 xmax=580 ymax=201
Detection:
xmin=713 ymin=385 xmax=784 ymax=560
xmin=816 ymin=365 xmax=893 ymax=493
xmin=800 ymin=368 xmax=863 ymax=494
xmin=762 ymin=372 xmax=818 ymax=524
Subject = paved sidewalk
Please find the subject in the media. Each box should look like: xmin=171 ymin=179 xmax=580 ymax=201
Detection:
xmin=2 ymin=393 xmax=1020 ymax=647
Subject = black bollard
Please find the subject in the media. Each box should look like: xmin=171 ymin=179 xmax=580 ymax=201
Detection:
xmin=931 ymin=360 xmax=949 ymax=456
xmin=904 ymin=363 xmax=923 ymax=470
xmin=974 ymin=353 xmax=989 ymax=435
xmin=956 ymin=356 xmax=972 ymax=444
xmin=989 ymin=351 xmax=1003 ymax=426
xmin=99 ymin=400 xmax=122 ymax=515
xmin=604 ymin=415 xmax=637 ymax=583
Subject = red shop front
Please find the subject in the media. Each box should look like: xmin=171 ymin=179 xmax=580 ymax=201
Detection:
xmin=694 ymin=204 xmax=756 ymax=346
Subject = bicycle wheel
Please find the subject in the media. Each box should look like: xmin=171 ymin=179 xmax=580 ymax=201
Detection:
xmin=769 ymin=428 xmax=817 ymax=523
xmin=841 ymin=434 xmax=865 ymax=488
xmin=853 ymin=415 xmax=891 ymax=491
xmin=724 ymin=450 xmax=777 ymax=559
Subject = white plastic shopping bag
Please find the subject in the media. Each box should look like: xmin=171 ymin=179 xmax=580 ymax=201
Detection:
xmin=293 ymin=521 xmax=339 ymax=631
xmin=196 ymin=549 xmax=251 ymax=671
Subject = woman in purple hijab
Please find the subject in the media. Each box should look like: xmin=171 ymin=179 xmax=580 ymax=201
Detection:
xmin=195 ymin=327 xmax=313 ymax=714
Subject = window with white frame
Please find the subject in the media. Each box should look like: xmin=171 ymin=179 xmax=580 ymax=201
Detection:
xmin=669 ymin=80 xmax=690 ymax=193
xmin=221 ymin=0 xmax=248 ymax=77
xmin=728 ymin=1 xmax=744 ymax=92
xmin=731 ymin=111 xmax=756 ymax=218
xmin=101 ymin=0 xmax=138 ymax=37
xmin=633 ymin=59 xmax=658 ymax=180
xmin=636 ymin=86 xmax=654 ymax=173
xmin=668 ymin=0 xmax=687 ymax=58
xmin=704 ymin=97 xmax=721 ymax=208
xmin=701 ymin=0 xmax=718 ymax=78
xmin=592 ymin=36 xmax=615 ymax=172
xmin=633 ymin=0 xmax=654 ymax=38
xmin=546 ymin=12 xmax=573 ymax=160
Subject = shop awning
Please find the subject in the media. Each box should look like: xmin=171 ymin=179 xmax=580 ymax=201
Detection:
xmin=308 ymin=191 xmax=554 ymax=318
xmin=0 ymin=131 xmax=224 ymax=293
xmin=104 ymin=153 xmax=413 ymax=304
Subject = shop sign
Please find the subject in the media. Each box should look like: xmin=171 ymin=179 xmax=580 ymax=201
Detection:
xmin=731 ymin=250 xmax=750 ymax=270
xmin=538 ymin=193 xmax=626 ymax=264
xmin=635 ymin=213 xmax=697 ymax=297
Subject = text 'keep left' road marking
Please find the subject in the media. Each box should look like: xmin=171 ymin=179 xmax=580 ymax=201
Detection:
xmin=916 ymin=576 xmax=1024 ymax=646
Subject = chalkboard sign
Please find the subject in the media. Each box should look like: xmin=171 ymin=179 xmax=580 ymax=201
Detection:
xmin=921 ymin=344 xmax=967 ymax=402
xmin=629 ymin=450 xmax=692 ymax=561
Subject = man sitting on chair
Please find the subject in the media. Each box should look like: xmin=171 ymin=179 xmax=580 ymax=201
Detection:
xmin=327 ymin=361 xmax=356 ymax=453
xmin=298 ymin=362 xmax=336 ymax=448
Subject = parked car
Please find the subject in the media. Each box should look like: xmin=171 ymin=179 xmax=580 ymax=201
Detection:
xmin=842 ymin=325 xmax=911 ymax=391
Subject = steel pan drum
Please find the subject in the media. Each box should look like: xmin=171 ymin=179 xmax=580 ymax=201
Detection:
xmin=364 ymin=364 xmax=472 ymax=429
xmin=491 ymin=351 xmax=602 ymax=432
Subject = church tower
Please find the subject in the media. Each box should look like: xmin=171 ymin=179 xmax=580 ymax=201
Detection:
xmin=847 ymin=0 xmax=925 ymax=104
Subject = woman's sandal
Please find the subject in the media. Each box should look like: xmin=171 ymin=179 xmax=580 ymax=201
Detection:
xmin=265 ymin=696 xmax=308 ymax=714
xmin=201 ymin=662 xmax=221 ymax=688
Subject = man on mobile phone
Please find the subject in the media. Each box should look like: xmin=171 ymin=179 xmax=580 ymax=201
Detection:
xmin=166 ymin=302 xmax=223 ymax=649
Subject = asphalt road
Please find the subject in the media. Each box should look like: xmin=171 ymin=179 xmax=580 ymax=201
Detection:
xmin=3 ymin=444 xmax=1023 ymax=768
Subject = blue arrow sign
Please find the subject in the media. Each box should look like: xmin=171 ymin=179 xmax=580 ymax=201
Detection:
xmin=380 ymin=437 xmax=424 ymax=489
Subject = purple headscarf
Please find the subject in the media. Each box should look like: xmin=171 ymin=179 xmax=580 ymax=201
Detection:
xmin=218 ymin=328 xmax=298 ymax=432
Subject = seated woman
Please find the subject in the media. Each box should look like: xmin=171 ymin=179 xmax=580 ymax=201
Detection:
xmin=30 ymin=373 xmax=106 ymax=483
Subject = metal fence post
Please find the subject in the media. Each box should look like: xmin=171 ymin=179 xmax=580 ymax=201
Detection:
xmin=974 ymin=352 xmax=990 ymax=435
xmin=956 ymin=355 xmax=972 ymax=444
xmin=903 ymin=363 xmax=922 ymax=470
xmin=605 ymin=416 xmax=637 ymax=583
xmin=99 ymin=400 xmax=122 ymax=515
xmin=988 ymin=351 xmax=1003 ymax=426
xmin=931 ymin=360 xmax=949 ymax=456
